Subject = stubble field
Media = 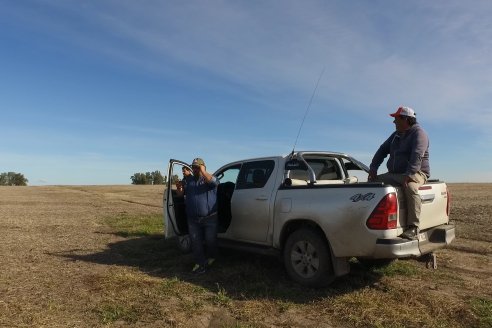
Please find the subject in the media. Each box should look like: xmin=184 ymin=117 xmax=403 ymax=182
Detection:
xmin=0 ymin=184 xmax=490 ymax=327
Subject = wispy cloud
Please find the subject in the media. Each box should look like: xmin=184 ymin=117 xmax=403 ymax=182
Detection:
xmin=6 ymin=1 xmax=491 ymax=116
xmin=80 ymin=1 xmax=491 ymax=121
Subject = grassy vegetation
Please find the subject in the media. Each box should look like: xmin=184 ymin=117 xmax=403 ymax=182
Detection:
xmin=103 ymin=213 xmax=163 ymax=237
xmin=97 ymin=303 xmax=140 ymax=324
xmin=99 ymin=213 xmax=488 ymax=327
xmin=470 ymin=297 xmax=492 ymax=328
xmin=371 ymin=259 xmax=419 ymax=277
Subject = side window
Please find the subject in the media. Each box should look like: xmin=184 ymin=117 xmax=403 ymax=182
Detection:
xmin=215 ymin=164 xmax=241 ymax=184
xmin=236 ymin=160 xmax=275 ymax=189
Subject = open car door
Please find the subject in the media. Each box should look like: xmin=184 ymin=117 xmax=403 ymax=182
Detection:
xmin=163 ymin=159 xmax=190 ymax=239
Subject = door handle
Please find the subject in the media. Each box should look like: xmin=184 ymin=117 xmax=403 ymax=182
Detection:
xmin=256 ymin=196 xmax=268 ymax=200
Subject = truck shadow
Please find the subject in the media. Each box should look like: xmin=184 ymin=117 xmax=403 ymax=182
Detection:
xmin=55 ymin=234 xmax=387 ymax=303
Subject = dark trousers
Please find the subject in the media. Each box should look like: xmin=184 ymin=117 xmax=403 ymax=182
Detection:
xmin=187 ymin=214 xmax=218 ymax=266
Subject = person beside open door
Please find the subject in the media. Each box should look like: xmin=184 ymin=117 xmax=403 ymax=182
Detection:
xmin=176 ymin=158 xmax=219 ymax=274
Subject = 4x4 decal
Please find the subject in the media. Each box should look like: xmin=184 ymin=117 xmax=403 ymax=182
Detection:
xmin=350 ymin=193 xmax=375 ymax=202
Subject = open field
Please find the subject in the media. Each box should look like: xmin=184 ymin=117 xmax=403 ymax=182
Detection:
xmin=0 ymin=184 xmax=491 ymax=327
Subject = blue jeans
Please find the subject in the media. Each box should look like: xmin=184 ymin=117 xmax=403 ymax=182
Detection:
xmin=187 ymin=214 xmax=218 ymax=267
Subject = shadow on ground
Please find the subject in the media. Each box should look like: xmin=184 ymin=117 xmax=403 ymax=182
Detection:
xmin=54 ymin=233 xmax=386 ymax=303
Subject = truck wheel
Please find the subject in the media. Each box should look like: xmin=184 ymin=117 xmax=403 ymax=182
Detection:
xmin=283 ymin=228 xmax=334 ymax=287
xmin=176 ymin=234 xmax=192 ymax=253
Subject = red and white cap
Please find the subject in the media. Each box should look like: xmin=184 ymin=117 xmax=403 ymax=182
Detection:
xmin=390 ymin=106 xmax=416 ymax=118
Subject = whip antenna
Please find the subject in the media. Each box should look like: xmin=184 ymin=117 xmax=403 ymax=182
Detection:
xmin=291 ymin=67 xmax=325 ymax=154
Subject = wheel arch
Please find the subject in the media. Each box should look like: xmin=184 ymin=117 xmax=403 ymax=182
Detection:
xmin=280 ymin=219 xmax=328 ymax=252
xmin=279 ymin=218 xmax=350 ymax=279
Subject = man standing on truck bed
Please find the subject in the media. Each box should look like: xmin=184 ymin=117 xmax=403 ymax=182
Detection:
xmin=176 ymin=158 xmax=219 ymax=274
xmin=368 ymin=106 xmax=430 ymax=240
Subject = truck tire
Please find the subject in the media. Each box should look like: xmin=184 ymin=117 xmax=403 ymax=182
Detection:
xmin=283 ymin=228 xmax=334 ymax=287
xmin=176 ymin=234 xmax=192 ymax=253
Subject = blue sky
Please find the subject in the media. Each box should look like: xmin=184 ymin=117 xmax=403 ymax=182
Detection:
xmin=1 ymin=1 xmax=491 ymax=185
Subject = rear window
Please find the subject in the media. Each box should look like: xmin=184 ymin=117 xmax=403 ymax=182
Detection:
xmin=289 ymin=157 xmax=342 ymax=181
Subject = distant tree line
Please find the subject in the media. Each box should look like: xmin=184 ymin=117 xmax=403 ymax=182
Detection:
xmin=130 ymin=171 xmax=167 ymax=185
xmin=0 ymin=172 xmax=28 ymax=186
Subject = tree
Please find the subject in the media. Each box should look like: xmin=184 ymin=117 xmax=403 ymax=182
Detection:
xmin=151 ymin=171 xmax=164 ymax=185
xmin=130 ymin=170 xmax=167 ymax=185
xmin=130 ymin=173 xmax=146 ymax=185
xmin=0 ymin=172 xmax=28 ymax=186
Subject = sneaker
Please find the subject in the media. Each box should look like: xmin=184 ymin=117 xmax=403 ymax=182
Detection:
xmin=192 ymin=264 xmax=207 ymax=275
xmin=400 ymin=226 xmax=418 ymax=240
xmin=207 ymin=258 xmax=216 ymax=267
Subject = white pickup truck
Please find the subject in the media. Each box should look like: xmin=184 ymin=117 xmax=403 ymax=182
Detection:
xmin=164 ymin=151 xmax=454 ymax=287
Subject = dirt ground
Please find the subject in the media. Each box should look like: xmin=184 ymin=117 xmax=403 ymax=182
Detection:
xmin=0 ymin=184 xmax=490 ymax=327
xmin=0 ymin=185 xmax=163 ymax=327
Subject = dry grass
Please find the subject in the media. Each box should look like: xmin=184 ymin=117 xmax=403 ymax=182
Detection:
xmin=0 ymin=184 xmax=491 ymax=327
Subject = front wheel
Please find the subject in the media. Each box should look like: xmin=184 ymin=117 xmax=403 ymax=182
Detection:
xmin=283 ymin=228 xmax=334 ymax=287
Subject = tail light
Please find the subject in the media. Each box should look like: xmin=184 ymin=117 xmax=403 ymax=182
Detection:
xmin=366 ymin=193 xmax=398 ymax=230
xmin=446 ymin=187 xmax=451 ymax=217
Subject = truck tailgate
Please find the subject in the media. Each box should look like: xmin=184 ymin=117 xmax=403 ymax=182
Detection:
xmin=396 ymin=181 xmax=450 ymax=230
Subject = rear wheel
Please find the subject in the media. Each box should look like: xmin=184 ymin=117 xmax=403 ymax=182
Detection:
xmin=283 ymin=228 xmax=334 ymax=287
